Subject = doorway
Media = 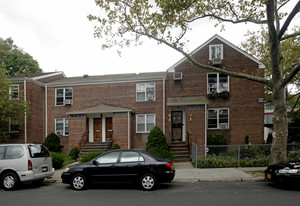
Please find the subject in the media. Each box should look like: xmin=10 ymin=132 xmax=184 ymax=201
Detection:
xmin=171 ymin=111 xmax=183 ymax=141
xmin=105 ymin=117 xmax=113 ymax=141
xmin=93 ymin=118 xmax=102 ymax=142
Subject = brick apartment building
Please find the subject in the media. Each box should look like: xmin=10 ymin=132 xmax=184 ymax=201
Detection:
xmin=6 ymin=34 xmax=265 ymax=154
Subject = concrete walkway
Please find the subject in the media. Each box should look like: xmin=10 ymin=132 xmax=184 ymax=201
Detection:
xmin=46 ymin=162 xmax=266 ymax=183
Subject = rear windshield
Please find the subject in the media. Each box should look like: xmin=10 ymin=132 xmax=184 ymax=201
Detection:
xmin=28 ymin=145 xmax=50 ymax=158
xmin=0 ymin=146 xmax=24 ymax=160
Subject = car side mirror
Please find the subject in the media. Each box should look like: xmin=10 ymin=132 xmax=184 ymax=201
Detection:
xmin=92 ymin=160 xmax=99 ymax=165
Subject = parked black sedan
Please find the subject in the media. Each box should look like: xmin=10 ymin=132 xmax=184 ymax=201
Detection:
xmin=265 ymin=159 xmax=300 ymax=184
xmin=61 ymin=149 xmax=175 ymax=190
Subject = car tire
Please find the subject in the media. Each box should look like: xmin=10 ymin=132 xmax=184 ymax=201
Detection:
xmin=140 ymin=174 xmax=156 ymax=191
xmin=71 ymin=174 xmax=87 ymax=190
xmin=1 ymin=172 xmax=19 ymax=191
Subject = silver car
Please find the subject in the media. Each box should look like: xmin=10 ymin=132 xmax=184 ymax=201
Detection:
xmin=0 ymin=144 xmax=55 ymax=190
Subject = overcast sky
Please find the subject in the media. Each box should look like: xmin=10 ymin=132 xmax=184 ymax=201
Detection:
xmin=0 ymin=0 xmax=299 ymax=77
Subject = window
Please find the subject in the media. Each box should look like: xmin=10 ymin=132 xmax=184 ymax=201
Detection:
xmin=28 ymin=145 xmax=50 ymax=158
xmin=136 ymin=82 xmax=155 ymax=101
xmin=207 ymin=73 xmax=229 ymax=93
xmin=10 ymin=85 xmax=19 ymax=100
xmin=55 ymin=118 xmax=69 ymax=135
xmin=208 ymin=108 xmax=229 ymax=129
xmin=1 ymin=146 xmax=24 ymax=159
xmin=56 ymin=88 xmax=73 ymax=106
xmin=120 ymin=151 xmax=144 ymax=163
xmin=209 ymin=44 xmax=223 ymax=60
xmin=96 ymin=152 xmax=120 ymax=164
xmin=136 ymin=114 xmax=155 ymax=133
xmin=9 ymin=117 xmax=20 ymax=133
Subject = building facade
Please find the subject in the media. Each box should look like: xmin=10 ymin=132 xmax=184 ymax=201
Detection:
xmin=6 ymin=35 xmax=265 ymax=153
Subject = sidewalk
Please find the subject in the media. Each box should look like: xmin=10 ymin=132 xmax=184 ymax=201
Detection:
xmin=173 ymin=162 xmax=266 ymax=182
xmin=46 ymin=162 xmax=266 ymax=183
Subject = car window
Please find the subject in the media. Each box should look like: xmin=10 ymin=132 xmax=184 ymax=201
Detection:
xmin=96 ymin=152 xmax=119 ymax=164
xmin=4 ymin=146 xmax=24 ymax=159
xmin=28 ymin=145 xmax=50 ymax=158
xmin=0 ymin=146 xmax=5 ymax=160
xmin=120 ymin=151 xmax=144 ymax=163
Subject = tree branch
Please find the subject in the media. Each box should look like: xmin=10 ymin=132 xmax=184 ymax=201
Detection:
xmin=278 ymin=0 xmax=300 ymax=40
xmin=281 ymin=31 xmax=300 ymax=41
xmin=282 ymin=63 xmax=300 ymax=87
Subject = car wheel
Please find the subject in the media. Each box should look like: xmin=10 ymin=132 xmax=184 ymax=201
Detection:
xmin=72 ymin=174 xmax=86 ymax=190
xmin=140 ymin=174 xmax=156 ymax=191
xmin=1 ymin=172 xmax=19 ymax=191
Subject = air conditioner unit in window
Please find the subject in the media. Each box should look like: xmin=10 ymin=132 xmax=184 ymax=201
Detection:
xmin=212 ymin=58 xmax=222 ymax=65
xmin=220 ymin=123 xmax=228 ymax=129
xmin=147 ymin=95 xmax=155 ymax=101
xmin=56 ymin=131 xmax=63 ymax=135
xmin=65 ymin=99 xmax=73 ymax=105
xmin=174 ymin=72 xmax=182 ymax=80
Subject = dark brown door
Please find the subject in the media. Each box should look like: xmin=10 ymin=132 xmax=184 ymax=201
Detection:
xmin=106 ymin=117 xmax=113 ymax=141
xmin=94 ymin=118 xmax=102 ymax=142
xmin=172 ymin=111 xmax=183 ymax=141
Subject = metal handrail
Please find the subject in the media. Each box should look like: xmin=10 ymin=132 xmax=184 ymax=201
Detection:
xmin=78 ymin=130 xmax=88 ymax=151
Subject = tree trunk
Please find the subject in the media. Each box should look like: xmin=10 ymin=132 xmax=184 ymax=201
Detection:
xmin=269 ymin=84 xmax=288 ymax=165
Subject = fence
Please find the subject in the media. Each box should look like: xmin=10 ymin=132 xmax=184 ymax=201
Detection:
xmin=192 ymin=143 xmax=300 ymax=168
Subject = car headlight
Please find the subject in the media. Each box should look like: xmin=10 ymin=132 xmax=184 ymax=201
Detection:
xmin=278 ymin=168 xmax=299 ymax=174
xmin=63 ymin=168 xmax=71 ymax=173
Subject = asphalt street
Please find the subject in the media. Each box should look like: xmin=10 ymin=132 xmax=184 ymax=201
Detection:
xmin=1 ymin=181 xmax=300 ymax=206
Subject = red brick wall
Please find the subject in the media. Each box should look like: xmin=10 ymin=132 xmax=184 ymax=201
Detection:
xmin=166 ymin=38 xmax=265 ymax=146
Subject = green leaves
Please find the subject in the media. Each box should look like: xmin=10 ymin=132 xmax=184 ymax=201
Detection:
xmin=0 ymin=37 xmax=42 ymax=75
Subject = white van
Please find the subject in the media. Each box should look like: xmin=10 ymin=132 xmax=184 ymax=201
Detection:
xmin=0 ymin=144 xmax=55 ymax=190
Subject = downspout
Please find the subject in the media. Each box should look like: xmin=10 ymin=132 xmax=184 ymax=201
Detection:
xmin=24 ymin=78 xmax=27 ymax=143
xmin=45 ymin=85 xmax=48 ymax=137
xmin=128 ymin=111 xmax=130 ymax=149
xmin=205 ymin=103 xmax=207 ymax=157
xmin=163 ymin=78 xmax=165 ymax=134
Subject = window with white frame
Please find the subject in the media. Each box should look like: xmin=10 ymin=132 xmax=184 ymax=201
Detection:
xmin=9 ymin=117 xmax=20 ymax=133
xmin=55 ymin=118 xmax=69 ymax=135
xmin=208 ymin=108 xmax=229 ymax=129
xmin=136 ymin=114 xmax=155 ymax=133
xmin=136 ymin=82 xmax=155 ymax=102
xmin=209 ymin=44 xmax=223 ymax=60
xmin=56 ymin=88 xmax=73 ymax=106
xmin=10 ymin=85 xmax=19 ymax=100
xmin=207 ymin=73 xmax=229 ymax=93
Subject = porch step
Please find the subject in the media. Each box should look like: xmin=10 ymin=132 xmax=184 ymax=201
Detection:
xmin=80 ymin=141 xmax=112 ymax=155
xmin=169 ymin=141 xmax=190 ymax=162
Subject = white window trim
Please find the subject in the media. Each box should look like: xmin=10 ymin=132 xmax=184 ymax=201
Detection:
xmin=55 ymin=88 xmax=73 ymax=106
xmin=207 ymin=108 xmax=230 ymax=129
xmin=9 ymin=84 xmax=19 ymax=100
xmin=136 ymin=114 xmax=156 ymax=133
xmin=55 ymin=118 xmax=69 ymax=136
xmin=209 ymin=44 xmax=224 ymax=60
xmin=136 ymin=82 xmax=156 ymax=102
xmin=207 ymin=73 xmax=230 ymax=94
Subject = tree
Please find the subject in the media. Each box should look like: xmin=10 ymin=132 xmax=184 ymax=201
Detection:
xmin=89 ymin=0 xmax=300 ymax=165
xmin=241 ymin=26 xmax=300 ymax=108
xmin=0 ymin=37 xmax=42 ymax=75
xmin=0 ymin=68 xmax=27 ymax=141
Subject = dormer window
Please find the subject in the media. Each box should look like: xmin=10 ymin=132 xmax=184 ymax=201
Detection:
xmin=209 ymin=44 xmax=223 ymax=60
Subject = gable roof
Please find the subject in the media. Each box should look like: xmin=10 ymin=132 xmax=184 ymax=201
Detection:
xmin=167 ymin=34 xmax=265 ymax=72
xmin=67 ymin=104 xmax=133 ymax=115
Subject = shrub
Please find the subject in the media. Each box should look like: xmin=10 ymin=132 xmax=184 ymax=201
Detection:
xmin=51 ymin=152 xmax=65 ymax=169
xmin=146 ymin=126 xmax=169 ymax=151
xmin=146 ymin=126 xmax=173 ymax=159
xmin=196 ymin=157 xmax=269 ymax=168
xmin=43 ymin=133 xmax=63 ymax=153
xmin=111 ymin=144 xmax=120 ymax=150
xmin=69 ymin=146 xmax=80 ymax=160
xmin=207 ymin=134 xmax=227 ymax=145
xmin=80 ymin=151 xmax=103 ymax=163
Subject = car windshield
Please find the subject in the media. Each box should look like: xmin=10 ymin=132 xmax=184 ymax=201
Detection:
xmin=28 ymin=145 xmax=50 ymax=158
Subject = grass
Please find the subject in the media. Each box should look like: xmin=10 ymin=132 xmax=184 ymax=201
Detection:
xmin=62 ymin=155 xmax=76 ymax=167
